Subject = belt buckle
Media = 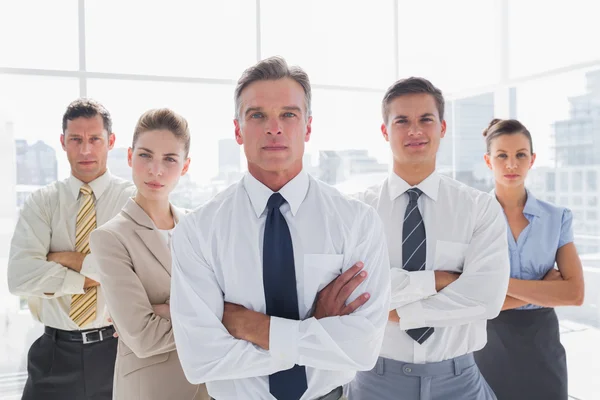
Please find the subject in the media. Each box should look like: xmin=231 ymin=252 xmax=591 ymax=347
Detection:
xmin=81 ymin=329 xmax=103 ymax=344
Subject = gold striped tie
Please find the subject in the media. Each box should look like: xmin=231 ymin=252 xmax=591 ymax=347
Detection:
xmin=69 ymin=184 xmax=97 ymax=328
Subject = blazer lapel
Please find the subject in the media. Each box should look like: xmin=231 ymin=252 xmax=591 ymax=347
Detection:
xmin=122 ymin=198 xmax=172 ymax=276
xmin=135 ymin=229 xmax=172 ymax=275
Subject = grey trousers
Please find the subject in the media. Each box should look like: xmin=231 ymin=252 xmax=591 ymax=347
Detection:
xmin=347 ymin=354 xmax=496 ymax=400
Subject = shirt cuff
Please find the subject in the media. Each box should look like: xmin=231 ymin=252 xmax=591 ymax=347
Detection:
xmin=397 ymin=301 xmax=426 ymax=330
xmin=390 ymin=270 xmax=436 ymax=310
xmin=61 ymin=269 xmax=85 ymax=295
xmin=410 ymin=270 xmax=436 ymax=295
xmin=269 ymin=316 xmax=300 ymax=365
xmin=79 ymin=254 xmax=100 ymax=282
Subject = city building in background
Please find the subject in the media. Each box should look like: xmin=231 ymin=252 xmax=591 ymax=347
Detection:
xmin=107 ymin=147 xmax=131 ymax=181
xmin=318 ymin=149 xmax=388 ymax=186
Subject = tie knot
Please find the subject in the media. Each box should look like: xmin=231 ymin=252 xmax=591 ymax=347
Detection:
xmin=407 ymin=188 xmax=423 ymax=203
xmin=80 ymin=184 xmax=93 ymax=197
xmin=267 ymin=193 xmax=286 ymax=211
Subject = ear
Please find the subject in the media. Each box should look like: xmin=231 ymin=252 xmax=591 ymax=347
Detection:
xmin=234 ymin=119 xmax=243 ymax=145
xmin=60 ymin=134 xmax=66 ymax=150
xmin=381 ymin=123 xmax=389 ymax=142
xmin=440 ymin=119 xmax=447 ymax=139
xmin=484 ymin=153 xmax=492 ymax=170
xmin=304 ymin=116 xmax=312 ymax=143
xmin=181 ymin=157 xmax=191 ymax=176
xmin=530 ymin=153 xmax=537 ymax=169
xmin=108 ymin=133 xmax=116 ymax=150
xmin=127 ymin=147 xmax=133 ymax=168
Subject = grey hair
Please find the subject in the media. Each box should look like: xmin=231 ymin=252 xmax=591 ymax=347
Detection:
xmin=234 ymin=56 xmax=312 ymax=120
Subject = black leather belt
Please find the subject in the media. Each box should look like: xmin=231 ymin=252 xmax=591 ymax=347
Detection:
xmin=45 ymin=325 xmax=116 ymax=344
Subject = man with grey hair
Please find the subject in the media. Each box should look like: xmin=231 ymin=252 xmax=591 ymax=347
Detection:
xmin=170 ymin=56 xmax=391 ymax=400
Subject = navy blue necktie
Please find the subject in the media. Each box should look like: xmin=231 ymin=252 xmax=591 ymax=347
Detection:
xmin=263 ymin=193 xmax=307 ymax=400
xmin=402 ymin=188 xmax=434 ymax=344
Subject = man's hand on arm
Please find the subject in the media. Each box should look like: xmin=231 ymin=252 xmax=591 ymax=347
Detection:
xmin=84 ymin=277 xmax=100 ymax=288
xmin=47 ymin=251 xmax=86 ymax=272
xmin=221 ymin=261 xmax=370 ymax=350
xmin=313 ymin=261 xmax=370 ymax=319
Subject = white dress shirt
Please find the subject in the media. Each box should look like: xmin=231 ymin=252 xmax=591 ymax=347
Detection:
xmin=7 ymin=170 xmax=135 ymax=330
xmin=357 ymin=171 xmax=509 ymax=364
xmin=170 ymin=170 xmax=391 ymax=400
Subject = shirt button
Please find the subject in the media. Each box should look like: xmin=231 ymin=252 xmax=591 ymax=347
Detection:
xmin=404 ymin=367 xmax=412 ymax=373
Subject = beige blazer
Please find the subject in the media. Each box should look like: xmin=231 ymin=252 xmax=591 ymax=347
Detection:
xmin=90 ymin=198 xmax=209 ymax=400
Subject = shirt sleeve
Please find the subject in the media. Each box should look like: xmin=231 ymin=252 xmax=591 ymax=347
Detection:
xmin=170 ymin=215 xmax=290 ymax=384
xmin=395 ymin=196 xmax=510 ymax=330
xmin=389 ymin=269 xmax=437 ymax=310
xmin=7 ymin=191 xmax=85 ymax=298
xmin=269 ymin=205 xmax=391 ymax=371
xmin=558 ymin=208 xmax=575 ymax=248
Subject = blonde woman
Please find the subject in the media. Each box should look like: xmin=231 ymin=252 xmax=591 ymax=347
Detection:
xmin=90 ymin=109 xmax=209 ymax=400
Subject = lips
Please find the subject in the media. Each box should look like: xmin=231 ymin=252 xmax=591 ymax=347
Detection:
xmin=262 ymin=145 xmax=287 ymax=150
xmin=145 ymin=181 xmax=164 ymax=189
xmin=504 ymin=174 xmax=520 ymax=179
xmin=404 ymin=141 xmax=428 ymax=147
xmin=78 ymin=160 xmax=96 ymax=165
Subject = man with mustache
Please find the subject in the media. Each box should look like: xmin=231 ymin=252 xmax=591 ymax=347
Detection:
xmin=8 ymin=99 xmax=135 ymax=399
xmin=347 ymin=77 xmax=510 ymax=400
xmin=170 ymin=56 xmax=391 ymax=400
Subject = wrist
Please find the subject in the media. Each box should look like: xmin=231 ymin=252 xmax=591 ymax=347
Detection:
xmin=249 ymin=314 xmax=270 ymax=349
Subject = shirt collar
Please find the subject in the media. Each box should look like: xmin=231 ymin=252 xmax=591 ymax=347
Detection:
xmin=67 ymin=169 xmax=112 ymax=200
xmin=489 ymin=188 xmax=543 ymax=218
xmin=387 ymin=170 xmax=440 ymax=202
xmin=523 ymin=188 xmax=543 ymax=217
xmin=243 ymin=169 xmax=309 ymax=218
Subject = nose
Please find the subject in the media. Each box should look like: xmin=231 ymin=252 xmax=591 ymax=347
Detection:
xmin=80 ymin=140 xmax=91 ymax=155
xmin=506 ymin=157 xmax=518 ymax=170
xmin=407 ymin=122 xmax=423 ymax=136
xmin=149 ymin=160 xmax=163 ymax=176
xmin=266 ymin=118 xmax=282 ymax=135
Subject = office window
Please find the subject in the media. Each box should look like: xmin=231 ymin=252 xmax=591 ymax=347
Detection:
xmin=397 ymin=0 xmax=499 ymax=92
xmin=0 ymin=1 xmax=78 ymax=70
xmin=560 ymin=171 xmax=569 ymax=191
xmin=85 ymin=0 xmax=256 ymax=79
xmin=509 ymin=0 xmax=600 ymax=78
xmin=546 ymin=172 xmax=556 ymax=192
xmin=261 ymin=0 xmax=395 ymax=88
xmin=573 ymin=171 xmax=583 ymax=192
xmin=587 ymin=170 xmax=597 ymax=191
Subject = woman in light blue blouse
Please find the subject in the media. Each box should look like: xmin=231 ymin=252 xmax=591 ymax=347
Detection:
xmin=474 ymin=118 xmax=585 ymax=400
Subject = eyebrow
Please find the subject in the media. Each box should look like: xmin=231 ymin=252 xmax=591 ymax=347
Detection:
xmin=138 ymin=147 xmax=180 ymax=157
xmin=495 ymin=148 xmax=529 ymax=152
xmin=394 ymin=113 xmax=436 ymax=120
xmin=67 ymin=133 xmax=103 ymax=137
xmin=244 ymin=105 xmax=303 ymax=117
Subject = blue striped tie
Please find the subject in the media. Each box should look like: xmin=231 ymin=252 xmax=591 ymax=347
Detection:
xmin=402 ymin=188 xmax=434 ymax=344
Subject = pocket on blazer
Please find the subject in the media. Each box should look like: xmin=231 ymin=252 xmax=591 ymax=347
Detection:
xmin=303 ymin=253 xmax=344 ymax=310
xmin=434 ymin=240 xmax=469 ymax=273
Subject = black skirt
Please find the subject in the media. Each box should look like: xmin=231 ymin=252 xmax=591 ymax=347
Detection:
xmin=474 ymin=308 xmax=568 ymax=400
